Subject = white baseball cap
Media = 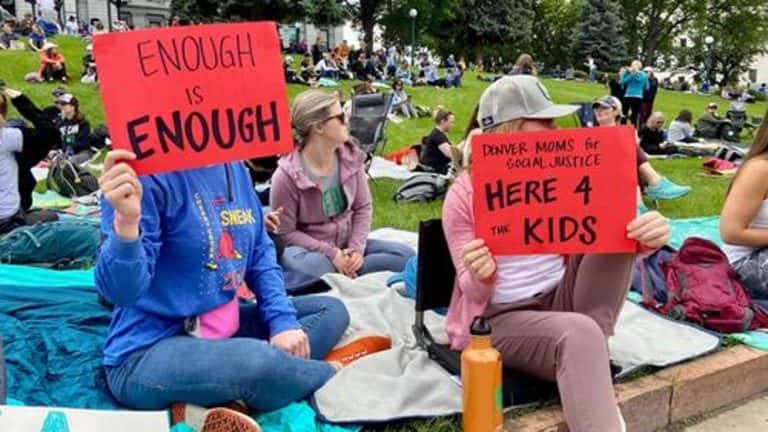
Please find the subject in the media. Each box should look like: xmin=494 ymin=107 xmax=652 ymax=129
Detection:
xmin=477 ymin=75 xmax=578 ymax=129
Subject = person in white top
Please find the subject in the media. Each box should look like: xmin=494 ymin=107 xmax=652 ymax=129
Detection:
xmin=721 ymin=112 xmax=768 ymax=301
xmin=667 ymin=110 xmax=699 ymax=143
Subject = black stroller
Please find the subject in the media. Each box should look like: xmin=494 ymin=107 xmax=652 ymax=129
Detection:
xmin=723 ymin=101 xmax=758 ymax=143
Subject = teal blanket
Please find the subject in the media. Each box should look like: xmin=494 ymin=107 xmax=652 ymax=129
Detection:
xmin=0 ymin=264 xmax=359 ymax=432
xmin=668 ymin=216 xmax=722 ymax=249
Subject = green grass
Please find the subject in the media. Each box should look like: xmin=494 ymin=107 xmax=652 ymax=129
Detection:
xmin=2 ymin=36 xmax=762 ymax=231
xmin=0 ymin=35 xmax=756 ymax=431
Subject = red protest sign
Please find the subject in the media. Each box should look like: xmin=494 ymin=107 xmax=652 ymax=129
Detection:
xmin=94 ymin=22 xmax=292 ymax=175
xmin=471 ymin=126 xmax=638 ymax=255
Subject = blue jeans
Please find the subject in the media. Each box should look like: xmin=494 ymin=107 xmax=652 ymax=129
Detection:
xmin=282 ymin=239 xmax=415 ymax=278
xmin=105 ymin=296 xmax=349 ymax=411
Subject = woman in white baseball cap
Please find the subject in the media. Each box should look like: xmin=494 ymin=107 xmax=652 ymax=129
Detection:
xmin=443 ymin=75 xmax=670 ymax=432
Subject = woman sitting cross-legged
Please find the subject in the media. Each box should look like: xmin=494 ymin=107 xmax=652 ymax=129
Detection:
xmin=445 ymin=75 xmax=670 ymax=432
xmin=271 ymin=90 xmax=414 ymax=278
xmin=96 ymin=148 xmax=362 ymax=431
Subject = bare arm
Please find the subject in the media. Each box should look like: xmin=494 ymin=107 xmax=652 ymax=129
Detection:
xmin=438 ymin=142 xmax=453 ymax=158
xmin=721 ymin=159 xmax=768 ymax=247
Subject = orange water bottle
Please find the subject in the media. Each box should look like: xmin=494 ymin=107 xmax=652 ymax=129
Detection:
xmin=461 ymin=316 xmax=503 ymax=432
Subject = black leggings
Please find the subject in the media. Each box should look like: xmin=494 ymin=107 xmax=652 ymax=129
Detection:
xmin=622 ymin=97 xmax=643 ymax=128
xmin=42 ymin=63 xmax=68 ymax=81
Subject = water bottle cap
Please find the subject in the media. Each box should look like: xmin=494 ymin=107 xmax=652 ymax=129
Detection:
xmin=470 ymin=316 xmax=492 ymax=336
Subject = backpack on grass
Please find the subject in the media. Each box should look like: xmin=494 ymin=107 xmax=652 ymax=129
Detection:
xmin=393 ymin=174 xmax=448 ymax=204
xmin=46 ymin=151 xmax=99 ymax=198
xmin=649 ymin=237 xmax=768 ymax=333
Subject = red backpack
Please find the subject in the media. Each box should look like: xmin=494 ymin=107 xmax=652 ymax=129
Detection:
xmin=652 ymin=237 xmax=768 ymax=333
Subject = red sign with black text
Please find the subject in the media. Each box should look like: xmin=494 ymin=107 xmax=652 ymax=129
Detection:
xmin=94 ymin=22 xmax=292 ymax=175
xmin=471 ymin=126 xmax=638 ymax=255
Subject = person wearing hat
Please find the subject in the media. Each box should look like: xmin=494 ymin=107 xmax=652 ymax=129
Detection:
xmin=54 ymin=93 xmax=92 ymax=163
xmin=38 ymin=42 xmax=68 ymax=82
xmin=0 ymin=85 xmax=60 ymax=235
xmin=696 ymin=102 xmax=731 ymax=139
xmin=592 ymin=95 xmax=690 ymax=203
xmin=443 ymin=75 xmax=670 ymax=432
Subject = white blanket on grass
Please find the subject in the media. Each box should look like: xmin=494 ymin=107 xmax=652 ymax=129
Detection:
xmin=367 ymin=157 xmax=418 ymax=180
xmin=309 ymin=229 xmax=720 ymax=423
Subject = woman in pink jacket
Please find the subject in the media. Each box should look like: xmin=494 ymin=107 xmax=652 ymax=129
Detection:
xmin=443 ymin=75 xmax=670 ymax=432
xmin=271 ymin=90 xmax=414 ymax=278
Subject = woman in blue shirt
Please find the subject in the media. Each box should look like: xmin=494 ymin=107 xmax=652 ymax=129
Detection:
xmin=620 ymin=60 xmax=649 ymax=129
xmin=27 ymin=24 xmax=46 ymax=52
xmin=96 ymin=149 xmax=352 ymax=430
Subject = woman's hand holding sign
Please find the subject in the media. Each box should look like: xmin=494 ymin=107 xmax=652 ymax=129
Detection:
xmin=462 ymin=239 xmax=497 ymax=281
xmin=100 ymin=150 xmax=143 ymax=242
xmin=626 ymin=210 xmax=670 ymax=254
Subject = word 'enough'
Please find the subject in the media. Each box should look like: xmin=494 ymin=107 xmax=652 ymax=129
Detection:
xmin=137 ymin=33 xmax=257 ymax=77
xmin=126 ymin=101 xmax=280 ymax=160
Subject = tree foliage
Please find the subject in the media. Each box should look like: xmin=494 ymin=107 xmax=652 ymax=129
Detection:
xmin=530 ymin=0 xmax=583 ymax=70
xmin=571 ymin=0 xmax=627 ymax=70
xmin=300 ymin=0 xmax=348 ymax=28
xmin=687 ymin=0 xmax=768 ymax=85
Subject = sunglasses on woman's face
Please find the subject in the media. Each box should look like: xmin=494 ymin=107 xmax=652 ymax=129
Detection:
xmin=324 ymin=113 xmax=346 ymax=125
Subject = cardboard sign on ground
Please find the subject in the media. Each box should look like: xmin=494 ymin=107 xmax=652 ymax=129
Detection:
xmin=94 ymin=22 xmax=292 ymax=175
xmin=471 ymin=126 xmax=638 ymax=255
xmin=0 ymin=405 xmax=169 ymax=431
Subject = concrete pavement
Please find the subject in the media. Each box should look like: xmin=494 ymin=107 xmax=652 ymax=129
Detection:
xmin=685 ymin=395 xmax=768 ymax=432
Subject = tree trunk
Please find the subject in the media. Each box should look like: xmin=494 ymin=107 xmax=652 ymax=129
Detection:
xmin=475 ymin=44 xmax=483 ymax=64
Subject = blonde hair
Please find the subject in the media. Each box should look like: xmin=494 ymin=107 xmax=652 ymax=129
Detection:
xmin=630 ymin=60 xmax=642 ymax=73
xmin=646 ymin=111 xmax=665 ymax=129
xmin=290 ymin=90 xmax=338 ymax=146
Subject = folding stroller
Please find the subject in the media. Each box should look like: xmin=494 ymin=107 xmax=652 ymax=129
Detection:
xmin=348 ymin=93 xmax=395 ymax=172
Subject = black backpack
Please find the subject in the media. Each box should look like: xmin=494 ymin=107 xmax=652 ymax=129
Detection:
xmin=46 ymin=152 xmax=99 ymax=198
xmin=393 ymin=174 xmax=448 ymax=203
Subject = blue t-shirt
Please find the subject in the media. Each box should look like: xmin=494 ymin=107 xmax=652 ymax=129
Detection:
xmin=95 ymin=162 xmax=299 ymax=366
xmin=29 ymin=32 xmax=45 ymax=43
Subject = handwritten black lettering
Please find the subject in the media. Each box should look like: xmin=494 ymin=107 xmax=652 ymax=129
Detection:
xmin=124 ymin=101 xmax=282 ymax=160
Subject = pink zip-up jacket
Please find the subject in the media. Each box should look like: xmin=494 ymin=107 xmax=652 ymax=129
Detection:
xmin=442 ymin=171 xmax=496 ymax=350
xmin=270 ymin=141 xmax=373 ymax=261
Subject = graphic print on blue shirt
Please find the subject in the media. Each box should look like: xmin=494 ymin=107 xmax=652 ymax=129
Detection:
xmin=96 ymin=163 xmax=298 ymax=366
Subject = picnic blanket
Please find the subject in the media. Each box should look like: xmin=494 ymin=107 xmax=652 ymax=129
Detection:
xmin=668 ymin=216 xmax=721 ymax=249
xmin=367 ymin=157 xmax=418 ymax=180
xmin=0 ymin=265 xmax=358 ymax=432
xmin=311 ymin=271 xmax=721 ymax=423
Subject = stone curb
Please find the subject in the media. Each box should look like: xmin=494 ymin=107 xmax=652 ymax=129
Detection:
xmin=505 ymin=346 xmax=768 ymax=431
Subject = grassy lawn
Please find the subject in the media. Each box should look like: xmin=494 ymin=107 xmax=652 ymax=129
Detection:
xmin=0 ymin=35 xmax=759 ymax=431
xmin=3 ymin=36 xmax=761 ymax=231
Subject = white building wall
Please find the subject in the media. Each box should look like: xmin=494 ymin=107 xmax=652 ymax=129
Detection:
xmin=279 ymin=21 xmax=367 ymax=51
xmin=13 ymin=0 xmax=115 ymax=26
xmin=746 ymin=54 xmax=768 ymax=86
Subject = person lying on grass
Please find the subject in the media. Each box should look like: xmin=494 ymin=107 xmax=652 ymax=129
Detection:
xmin=270 ymin=90 xmax=414 ymax=279
xmin=444 ymin=75 xmax=670 ymax=432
